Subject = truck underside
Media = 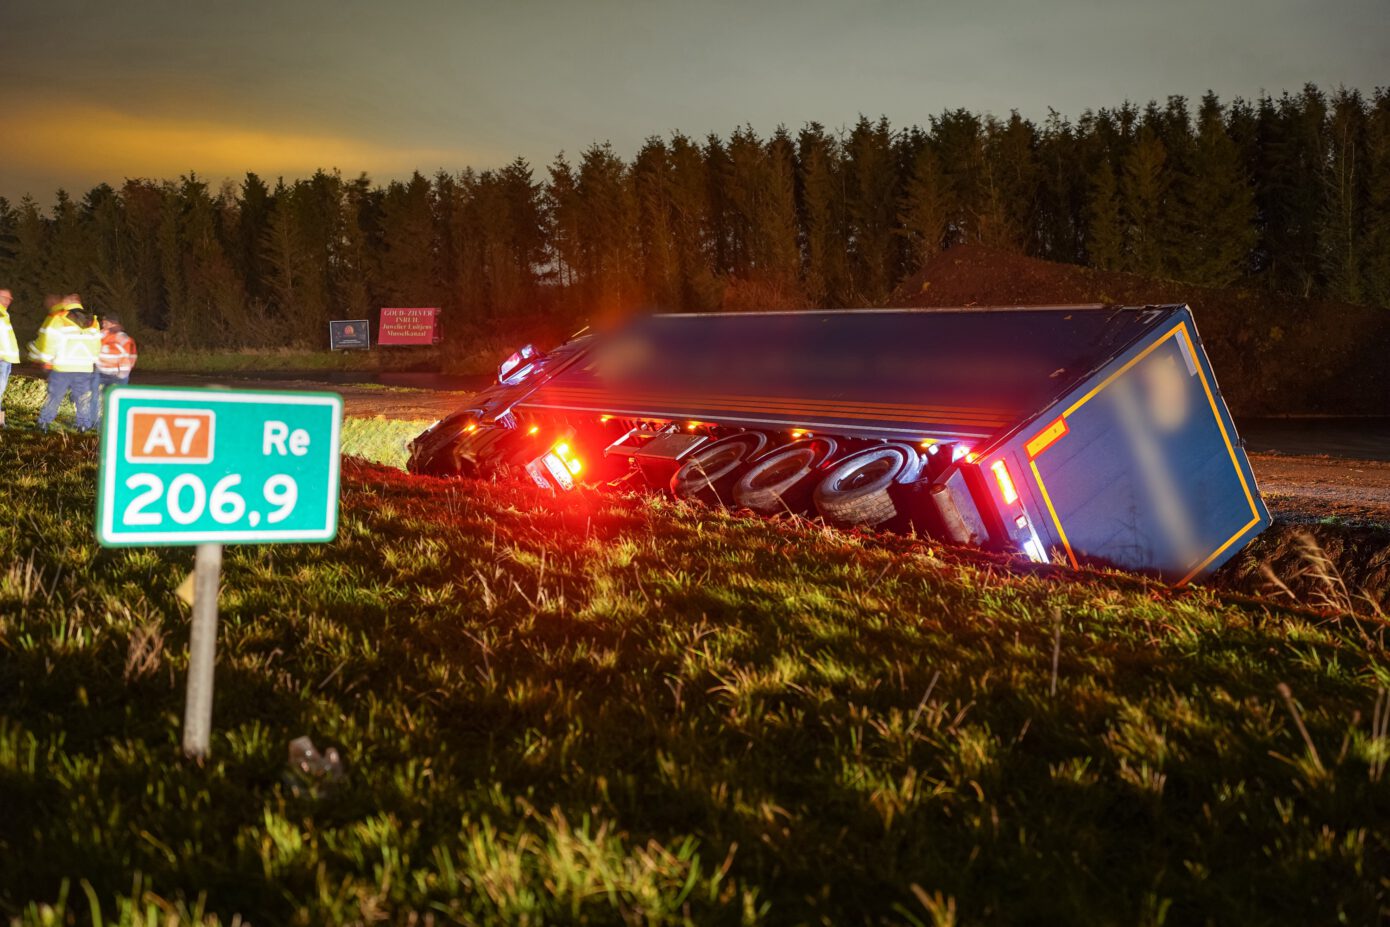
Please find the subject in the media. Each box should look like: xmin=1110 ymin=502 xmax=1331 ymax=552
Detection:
xmin=407 ymin=306 xmax=1271 ymax=584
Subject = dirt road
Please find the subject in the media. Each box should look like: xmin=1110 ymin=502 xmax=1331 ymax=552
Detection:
xmin=1250 ymin=454 xmax=1390 ymax=523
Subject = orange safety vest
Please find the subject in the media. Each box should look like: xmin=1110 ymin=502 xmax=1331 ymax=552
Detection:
xmin=98 ymin=329 xmax=138 ymax=377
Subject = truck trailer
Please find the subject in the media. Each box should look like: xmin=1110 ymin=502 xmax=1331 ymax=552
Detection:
xmin=408 ymin=304 xmax=1271 ymax=584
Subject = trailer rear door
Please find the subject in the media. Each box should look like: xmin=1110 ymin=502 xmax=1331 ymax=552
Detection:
xmin=1019 ymin=314 xmax=1269 ymax=583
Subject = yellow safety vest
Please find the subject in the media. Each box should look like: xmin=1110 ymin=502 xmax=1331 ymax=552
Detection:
xmin=0 ymin=306 xmax=18 ymax=364
xmin=30 ymin=309 xmax=101 ymax=373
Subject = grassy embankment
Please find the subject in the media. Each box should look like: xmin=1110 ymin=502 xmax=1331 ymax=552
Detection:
xmin=1 ymin=386 xmax=1388 ymax=924
xmin=136 ymin=325 xmax=556 ymax=378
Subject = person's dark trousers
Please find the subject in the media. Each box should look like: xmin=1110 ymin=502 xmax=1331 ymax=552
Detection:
xmin=94 ymin=372 xmax=129 ymax=424
xmin=38 ymin=371 xmax=97 ymax=431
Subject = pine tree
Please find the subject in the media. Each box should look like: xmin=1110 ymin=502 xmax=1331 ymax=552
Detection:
xmin=798 ymin=124 xmax=849 ymax=306
xmin=84 ymin=183 xmax=140 ymax=323
xmin=545 ymin=155 xmax=582 ymax=292
xmin=49 ymin=190 xmax=91 ymax=295
xmin=932 ymin=108 xmax=987 ymax=246
xmin=981 ymin=112 xmax=1039 ymax=251
xmin=632 ymin=138 xmax=678 ymax=308
xmin=376 ymin=173 xmax=440 ymax=312
xmin=1364 ymin=89 xmax=1390 ymax=306
xmin=667 ymin=133 xmax=719 ymax=309
xmin=334 ymin=175 xmax=374 ymax=323
xmin=575 ymin=143 xmax=638 ymax=316
xmin=1035 ymin=110 xmax=1084 ymax=262
xmin=157 ymin=184 xmax=188 ymax=339
xmin=1258 ymin=86 xmax=1328 ymax=296
xmin=845 ymin=116 xmax=899 ymax=302
xmin=260 ymin=181 xmax=308 ymax=331
xmin=1319 ymin=88 xmax=1368 ymax=303
xmin=0 ymin=199 xmax=16 ymax=288
xmin=898 ymin=141 xmax=948 ymax=274
xmin=1172 ymin=93 xmax=1256 ymax=286
xmin=1085 ymin=157 xmax=1124 ymax=270
xmin=9 ymin=197 xmax=50 ymax=330
xmin=1120 ymin=127 xmax=1169 ymax=275
xmin=237 ymin=173 xmax=272 ymax=303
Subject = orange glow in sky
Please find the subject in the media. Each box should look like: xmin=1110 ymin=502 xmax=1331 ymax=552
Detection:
xmin=4 ymin=102 xmax=475 ymax=191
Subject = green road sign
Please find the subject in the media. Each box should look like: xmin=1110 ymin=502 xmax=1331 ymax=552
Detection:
xmin=97 ymin=386 xmax=343 ymax=547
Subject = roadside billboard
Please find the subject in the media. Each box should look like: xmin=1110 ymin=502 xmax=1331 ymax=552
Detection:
xmin=379 ymin=307 xmax=440 ymax=345
xmin=329 ymin=320 xmax=371 ymax=350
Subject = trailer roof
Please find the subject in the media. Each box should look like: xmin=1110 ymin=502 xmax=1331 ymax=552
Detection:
xmin=520 ymin=305 xmax=1183 ymax=441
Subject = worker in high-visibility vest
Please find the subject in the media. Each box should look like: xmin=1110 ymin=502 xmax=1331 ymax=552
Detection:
xmin=93 ymin=313 xmax=138 ymax=417
xmin=0 ymin=289 xmax=18 ymax=429
xmin=29 ymin=298 xmax=102 ymax=432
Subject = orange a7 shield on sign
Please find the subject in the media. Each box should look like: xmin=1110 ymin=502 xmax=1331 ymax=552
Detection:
xmin=125 ymin=408 xmax=216 ymax=463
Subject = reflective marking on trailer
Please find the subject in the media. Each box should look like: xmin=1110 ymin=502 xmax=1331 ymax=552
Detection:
xmin=1025 ymin=416 xmax=1069 ymax=458
xmin=516 ymin=402 xmax=998 ymax=440
xmin=532 ymin=386 xmax=1012 ymax=425
xmin=1029 ymin=321 xmax=1263 ymax=585
xmin=521 ymin=395 xmax=1008 ymax=430
xmin=1029 ymin=458 xmax=1079 ymax=569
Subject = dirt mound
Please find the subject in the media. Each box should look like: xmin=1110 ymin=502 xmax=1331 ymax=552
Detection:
xmin=1213 ymin=520 xmax=1390 ymax=612
xmin=892 ymin=245 xmax=1390 ymax=416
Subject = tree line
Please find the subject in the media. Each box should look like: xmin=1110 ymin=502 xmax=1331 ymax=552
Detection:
xmin=0 ymin=84 xmax=1385 ymax=349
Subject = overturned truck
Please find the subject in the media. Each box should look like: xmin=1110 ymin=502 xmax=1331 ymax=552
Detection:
xmin=409 ymin=305 xmax=1271 ymax=584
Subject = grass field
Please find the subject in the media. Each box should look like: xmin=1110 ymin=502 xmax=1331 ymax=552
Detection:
xmin=1 ymin=411 xmax=1388 ymax=924
xmin=136 ymin=332 xmax=525 ymax=378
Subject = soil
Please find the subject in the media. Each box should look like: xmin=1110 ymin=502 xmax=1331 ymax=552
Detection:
xmin=1253 ymin=453 xmax=1390 ymax=523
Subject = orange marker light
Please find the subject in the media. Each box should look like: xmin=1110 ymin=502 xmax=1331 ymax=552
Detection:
xmin=465 ymin=423 xmax=479 ymax=433
xmin=528 ymin=425 xmax=540 ymax=435
xmin=991 ymin=460 xmax=1019 ymax=505
xmin=552 ymin=441 xmax=583 ymax=476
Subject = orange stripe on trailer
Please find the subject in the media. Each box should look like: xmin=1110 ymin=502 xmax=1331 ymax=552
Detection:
xmin=524 ymin=393 xmax=1007 ymax=428
xmin=537 ymin=386 xmax=1010 ymax=418
xmin=1025 ymin=416 xmax=1069 ymax=458
xmin=530 ymin=389 xmax=1013 ymax=426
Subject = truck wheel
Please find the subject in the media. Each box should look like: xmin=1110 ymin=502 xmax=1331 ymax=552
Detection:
xmin=408 ymin=410 xmax=480 ymax=477
xmin=732 ymin=438 xmax=839 ymax=515
xmin=813 ymin=444 xmax=923 ymax=528
xmin=671 ymin=432 xmax=770 ymax=505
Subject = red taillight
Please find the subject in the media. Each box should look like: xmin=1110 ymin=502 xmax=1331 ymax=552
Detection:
xmin=991 ymin=460 xmax=1019 ymax=505
xmin=553 ymin=442 xmax=583 ymax=475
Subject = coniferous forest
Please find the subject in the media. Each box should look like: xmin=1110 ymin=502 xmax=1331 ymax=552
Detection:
xmin=1 ymin=85 xmax=1386 ymax=348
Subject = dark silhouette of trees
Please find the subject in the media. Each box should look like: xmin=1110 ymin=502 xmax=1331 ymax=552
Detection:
xmin=0 ymin=84 xmax=1385 ymax=350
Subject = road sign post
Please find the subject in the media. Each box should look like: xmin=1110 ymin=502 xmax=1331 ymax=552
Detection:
xmin=97 ymin=386 xmax=343 ymax=759
xmin=183 ymin=542 xmax=222 ymax=757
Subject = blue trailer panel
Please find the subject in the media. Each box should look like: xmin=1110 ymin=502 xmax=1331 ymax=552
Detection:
xmin=986 ymin=309 xmax=1269 ymax=583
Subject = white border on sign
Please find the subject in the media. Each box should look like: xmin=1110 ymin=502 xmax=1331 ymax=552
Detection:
xmin=124 ymin=406 xmax=217 ymax=464
xmin=100 ymin=388 xmax=344 ymax=545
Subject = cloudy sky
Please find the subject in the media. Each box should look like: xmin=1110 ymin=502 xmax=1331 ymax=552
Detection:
xmin=0 ymin=0 xmax=1383 ymax=201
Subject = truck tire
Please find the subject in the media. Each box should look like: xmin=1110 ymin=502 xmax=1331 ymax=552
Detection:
xmin=732 ymin=438 xmax=839 ymax=515
xmin=813 ymin=443 xmax=923 ymax=528
xmin=670 ymin=432 xmax=770 ymax=505
xmin=408 ymin=410 xmax=481 ymax=477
